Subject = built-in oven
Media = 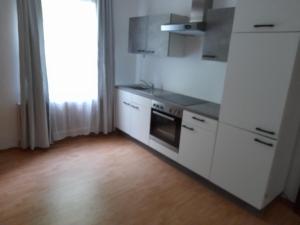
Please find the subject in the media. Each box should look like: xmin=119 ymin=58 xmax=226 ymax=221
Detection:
xmin=150 ymin=101 xmax=183 ymax=152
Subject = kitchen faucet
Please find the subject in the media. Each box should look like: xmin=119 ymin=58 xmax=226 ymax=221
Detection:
xmin=140 ymin=80 xmax=154 ymax=90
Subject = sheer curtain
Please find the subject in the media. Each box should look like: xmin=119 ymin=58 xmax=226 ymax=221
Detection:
xmin=42 ymin=0 xmax=100 ymax=141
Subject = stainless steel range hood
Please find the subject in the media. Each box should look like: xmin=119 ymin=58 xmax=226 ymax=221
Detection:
xmin=161 ymin=0 xmax=213 ymax=36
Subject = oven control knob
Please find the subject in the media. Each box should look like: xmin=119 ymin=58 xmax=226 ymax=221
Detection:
xmin=160 ymin=106 xmax=164 ymax=110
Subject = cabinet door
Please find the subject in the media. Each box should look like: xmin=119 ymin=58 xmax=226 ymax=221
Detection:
xmin=220 ymin=33 xmax=299 ymax=139
xmin=203 ymin=7 xmax=235 ymax=62
xmin=233 ymin=0 xmax=300 ymax=33
xmin=130 ymin=102 xmax=151 ymax=145
xmin=128 ymin=16 xmax=148 ymax=54
xmin=147 ymin=15 xmax=170 ymax=56
xmin=115 ymin=91 xmax=132 ymax=135
xmin=210 ymin=124 xmax=276 ymax=209
xmin=179 ymin=122 xmax=216 ymax=179
xmin=130 ymin=95 xmax=151 ymax=144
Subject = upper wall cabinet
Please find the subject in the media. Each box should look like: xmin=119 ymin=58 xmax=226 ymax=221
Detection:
xmin=202 ymin=7 xmax=235 ymax=62
xmin=128 ymin=16 xmax=148 ymax=54
xmin=129 ymin=14 xmax=187 ymax=57
xmin=233 ymin=0 xmax=300 ymax=33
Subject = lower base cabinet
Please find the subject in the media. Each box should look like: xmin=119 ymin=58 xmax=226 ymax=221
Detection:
xmin=130 ymin=97 xmax=151 ymax=144
xmin=115 ymin=91 xmax=132 ymax=135
xmin=115 ymin=89 xmax=151 ymax=145
xmin=210 ymin=123 xmax=276 ymax=209
xmin=178 ymin=111 xmax=218 ymax=179
xmin=115 ymin=89 xmax=296 ymax=210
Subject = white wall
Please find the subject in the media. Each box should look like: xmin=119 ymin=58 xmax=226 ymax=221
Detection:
xmin=135 ymin=0 xmax=237 ymax=103
xmin=0 ymin=0 xmax=20 ymax=150
xmin=113 ymin=0 xmax=141 ymax=85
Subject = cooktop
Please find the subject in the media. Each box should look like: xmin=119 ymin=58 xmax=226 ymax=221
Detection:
xmin=158 ymin=93 xmax=207 ymax=106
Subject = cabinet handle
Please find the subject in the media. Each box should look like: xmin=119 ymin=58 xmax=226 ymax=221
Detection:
xmin=256 ymin=127 xmax=275 ymax=136
xmin=137 ymin=50 xmax=155 ymax=54
xmin=254 ymin=138 xmax=274 ymax=147
xmin=182 ymin=125 xmax=194 ymax=131
xmin=131 ymin=105 xmax=139 ymax=110
xmin=192 ymin=116 xmax=205 ymax=123
xmin=145 ymin=50 xmax=155 ymax=54
xmin=123 ymin=101 xmax=130 ymax=106
xmin=153 ymin=111 xmax=175 ymax=121
xmin=254 ymin=24 xmax=275 ymax=28
xmin=203 ymin=54 xmax=217 ymax=59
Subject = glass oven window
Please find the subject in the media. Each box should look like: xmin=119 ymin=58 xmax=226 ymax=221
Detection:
xmin=150 ymin=109 xmax=181 ymax=148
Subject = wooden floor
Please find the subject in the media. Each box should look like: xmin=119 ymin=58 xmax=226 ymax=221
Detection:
xmin=0 ymin=133 xmax=300 ymax=225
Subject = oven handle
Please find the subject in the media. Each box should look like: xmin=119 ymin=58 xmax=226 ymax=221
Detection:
xmin=152 ymin=110 xmax=175 ymax=121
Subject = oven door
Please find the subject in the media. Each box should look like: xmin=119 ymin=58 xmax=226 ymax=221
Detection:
xmin=150 ymin=109 xmax=182 ymax=152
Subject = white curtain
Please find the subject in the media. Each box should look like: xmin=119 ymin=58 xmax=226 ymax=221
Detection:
xmin=42 ymin=0 xmax=100 ymax=141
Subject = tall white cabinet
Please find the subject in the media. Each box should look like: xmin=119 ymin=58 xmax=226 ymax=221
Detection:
xmin=210 ymin=0 xmax=300 ymax=209
xmin=220 ymin=33 xmax=299 ymax=139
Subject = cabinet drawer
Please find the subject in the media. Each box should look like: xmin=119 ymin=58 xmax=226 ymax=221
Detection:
xmin=183 ymin=111 xmax=218 ymax=132
xmin=233 ymin=0 xmax=300 ymax=33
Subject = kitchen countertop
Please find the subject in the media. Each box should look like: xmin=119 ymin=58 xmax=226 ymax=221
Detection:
xmin=116 ymin=86 xmax=220 ymax=120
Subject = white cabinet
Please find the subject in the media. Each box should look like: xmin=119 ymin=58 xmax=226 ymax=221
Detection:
xmin=213 ymin=1 xmax=300 ymax=209
xmin=130 ymin=95 xmax=152 ymax=144
xmin=115 ymin=90 xmax=151 ymax=144
xmin=233 ymin=0 xmax=300 ymax=33
xmin=220 ymin=33 xmax=299 ymax=139
xmin=178 ymin=111 xmax=217 ymax=179
xmin=210 ymin=123 xmax=276 ymax=209
xmin=115 ymin=91 xmax=132 ymax=135
xmin=215 ymin=31 xmax=300 ymax=209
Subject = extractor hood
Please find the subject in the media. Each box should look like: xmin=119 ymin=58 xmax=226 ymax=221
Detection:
xmin=161 ymin=0 xmax=213 ymax=36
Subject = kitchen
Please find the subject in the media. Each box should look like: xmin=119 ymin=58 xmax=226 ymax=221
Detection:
xmin=1 ymin=0 xmax=300 ymax=224
xmin=114 ymin=0 xmax=300 ymax=211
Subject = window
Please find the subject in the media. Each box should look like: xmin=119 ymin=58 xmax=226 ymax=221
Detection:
xmin=42 ymin=0 xmax=98 ymax=103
